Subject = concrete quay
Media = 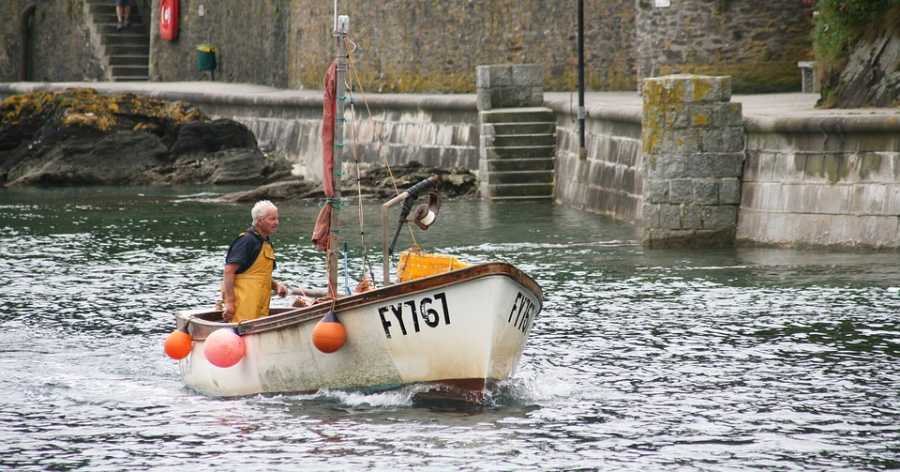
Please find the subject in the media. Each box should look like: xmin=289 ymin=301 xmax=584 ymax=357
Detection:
xmin=2 ymin=81 xmax=898 ymax=124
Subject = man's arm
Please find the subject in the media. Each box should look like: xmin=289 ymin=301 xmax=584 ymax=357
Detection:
xmin=222 ymin=263 xmax=239 ymax=321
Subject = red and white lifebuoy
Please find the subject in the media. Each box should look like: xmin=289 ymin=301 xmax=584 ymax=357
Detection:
xmin=159 ymin=0 xmax=179 ymax=41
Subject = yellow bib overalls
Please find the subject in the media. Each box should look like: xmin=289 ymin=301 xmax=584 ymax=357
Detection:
xmin=231 ymin=241 xmax=275 ymax=323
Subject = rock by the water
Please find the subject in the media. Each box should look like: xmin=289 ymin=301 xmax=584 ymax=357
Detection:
xmin=216 ymin=161 xmax=477 ymax=203
xmin=356 ymin=161 xmax=477 ymax=198
xmin=0 ymin=88 xmax=290 ymax=186
xmin=218 ymin=179 xmax=317 ymax=203
xmin=818 ymin=8 xmax=900 ymax=108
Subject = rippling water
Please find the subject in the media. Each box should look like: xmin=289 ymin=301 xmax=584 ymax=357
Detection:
xmin=1 ymin=186 xmax=898 ymax=471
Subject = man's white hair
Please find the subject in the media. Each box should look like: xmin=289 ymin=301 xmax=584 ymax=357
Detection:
xmin=251 ymin=200 xmax=278 ymax=223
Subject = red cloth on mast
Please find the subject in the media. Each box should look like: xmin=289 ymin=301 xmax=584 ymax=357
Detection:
xmin=312 ymin=61 xmax=337 ymax=252
xmin=321 ymin=61 xmax=336 ymax=198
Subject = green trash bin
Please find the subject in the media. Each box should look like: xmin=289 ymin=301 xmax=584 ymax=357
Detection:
xmin=196 ymin=44 xmax=217 ymax=72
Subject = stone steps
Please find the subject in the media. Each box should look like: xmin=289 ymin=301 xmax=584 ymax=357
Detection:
xmin=478 ymin=107 xmax=556 ymax=200
xmin=489 ymin=195 xmax=555 ymax=201
xmin=482 ymin=170 xmax=555 ymax=185
xmin=490 ymin=122 xmax=556 ymax=135
xmin=85 ymin=1 xmax=150 ymax=82
xmin=486 ymin=133 xmax=555 ymax=147
xmin=481 ymin=107 xmax=555 ymax=124
xmin=485 ymin=158 xmax=555 ymax=172
xmin=109 ymin=54 xmax=150 ymax=66
xmin=484 ymin=145 xmax=555 ymax=159
xmin=485 ymin=183 xmax=556 ymax=198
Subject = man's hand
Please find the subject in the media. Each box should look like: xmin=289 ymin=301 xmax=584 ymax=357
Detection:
xmin=275 ymin=282 xmax=288 ymax=298
xmin=222 ymin=301 xmax=235 ymax=322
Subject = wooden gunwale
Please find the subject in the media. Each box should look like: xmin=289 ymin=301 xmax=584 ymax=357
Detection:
xmin=176 ymin=262 xmax=542 ymax=340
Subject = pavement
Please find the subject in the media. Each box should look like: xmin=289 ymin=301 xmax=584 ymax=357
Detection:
xmin=1 ymin=81 xmax=897 ymax=130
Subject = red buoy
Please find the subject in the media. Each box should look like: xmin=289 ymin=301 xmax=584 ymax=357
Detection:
xmin=203 ymin=328 xmax=245 ymax=368
xmin=159 ymin=0 xmax=179 ymax=41
xmin=164 ymin=329 xmax=192 ymax=360
xmin=312 ymin=310 xmax=346 ymax=353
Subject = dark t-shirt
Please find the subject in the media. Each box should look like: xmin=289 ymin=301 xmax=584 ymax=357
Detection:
xmin=225 ymin=227 xmax=276 ymax=274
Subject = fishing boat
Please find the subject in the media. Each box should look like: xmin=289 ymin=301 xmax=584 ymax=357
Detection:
xmin=166 ymin=10 xmax=542 ymax=401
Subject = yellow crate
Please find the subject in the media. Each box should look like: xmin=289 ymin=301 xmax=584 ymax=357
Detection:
xmin=397 ymin=250 xmax=468 ymax=282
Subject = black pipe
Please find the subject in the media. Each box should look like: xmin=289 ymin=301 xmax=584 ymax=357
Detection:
xmin=577 ymin=0 xmax=585 ymax=157
xmin=388 ymin=175 xmax=441 ymax=256
xmin=20 ymin=4 xmax=36 ymax=81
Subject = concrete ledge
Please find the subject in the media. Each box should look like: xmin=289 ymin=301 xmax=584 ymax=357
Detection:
xmin=0 ymin=82 xmax=477 ymax=113
xmin=744 ymin=114 xmax=900 ymax=134
xmin=544 ymin=99 xmax=641 ymax=124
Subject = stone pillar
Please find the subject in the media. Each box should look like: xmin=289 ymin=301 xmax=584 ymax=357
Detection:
xmin=476 ymin=64 xmax=544 ymax=111
xmin=640 ymin=75 xmax=744 ymax=247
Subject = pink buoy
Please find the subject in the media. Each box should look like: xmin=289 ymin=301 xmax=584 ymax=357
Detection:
xmin=203 ymin=328 xmax=245 ymax=368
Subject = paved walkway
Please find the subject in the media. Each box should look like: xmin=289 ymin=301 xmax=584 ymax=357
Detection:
xmin=1 ymin=81 xmax=897 ymax=123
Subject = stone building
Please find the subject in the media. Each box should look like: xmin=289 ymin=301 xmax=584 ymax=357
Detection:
xmin=0 ymin=0 xmax=812 ymax=93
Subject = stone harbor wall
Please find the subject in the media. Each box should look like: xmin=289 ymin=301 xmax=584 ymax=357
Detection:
xmin=190 ymin=94 xmax=479 ymax=183
xmin=552 ymin=105 xmax=643 ymax=222
xmin=738 ymin=117 xmax=900 ymax=249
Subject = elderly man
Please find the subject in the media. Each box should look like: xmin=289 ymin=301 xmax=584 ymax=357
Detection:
xmin=221 ymin=200 xmax=288 ymax=322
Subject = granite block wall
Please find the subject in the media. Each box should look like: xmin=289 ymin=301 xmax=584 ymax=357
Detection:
xmin=738 ymin=122 xmax=900 ymax=249
xmin=193 ymin=95 xmax=479 ymax=183
xmin=553 ymin=108 xmax=643 ymax=222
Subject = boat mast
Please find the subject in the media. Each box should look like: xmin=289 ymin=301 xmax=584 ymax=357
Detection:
xmin=329 ymin=10 xmax=349 ymax=296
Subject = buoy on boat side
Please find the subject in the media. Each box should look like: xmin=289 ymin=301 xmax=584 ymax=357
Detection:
xmin=312 ymin=310 xmax=346 ymax=353
xmin=164 ymin=329 xmax=192 ymax=360
xmin=203 ymin=328 xmax=245 ymax=368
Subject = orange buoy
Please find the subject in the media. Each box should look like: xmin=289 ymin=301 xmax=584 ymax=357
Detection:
xmin=203 ymin=328 xmax=245 ymax=368
xmin=164 ymin=329 xmax=192 ymax=360
xmin=312 ymin=310 xmax=346 ymax=353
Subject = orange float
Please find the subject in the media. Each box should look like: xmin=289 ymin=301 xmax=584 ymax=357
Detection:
xmin=312 ymin=310 xmax=346 ymax=353
xmin=164 ymin=329 xmax=192 ymax=360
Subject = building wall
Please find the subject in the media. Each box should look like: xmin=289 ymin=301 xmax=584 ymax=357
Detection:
xmin=0 ymin=0 xmax=104 ymax=82
xmin=1 ymin=1 xmax=816 ymax=94
xmin=738 ymin=122 xmax=900 ymax=249
xmin=149 ymin=0 xmax=290 ymax=86
xmin=287 ymin=0 xmax=637 ymax=92
xmin=635 ymin=0 xmax=813 ymax=93
xmin=0 ymin=0 xmax=27 ymax=82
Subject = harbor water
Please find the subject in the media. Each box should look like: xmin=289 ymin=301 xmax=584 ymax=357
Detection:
xmin=1 ymin=186 xmax=898 ymax=471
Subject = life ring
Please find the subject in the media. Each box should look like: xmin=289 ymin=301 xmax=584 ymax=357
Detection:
xmin=159 ymin=0 xmax=179 ymax=41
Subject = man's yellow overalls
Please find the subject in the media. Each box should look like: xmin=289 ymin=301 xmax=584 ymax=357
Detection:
xmin=231 ymin=240 xmax=276 ymax=323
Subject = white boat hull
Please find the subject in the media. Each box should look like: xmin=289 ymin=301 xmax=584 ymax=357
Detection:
xmin=175 ymin=263 xmax=542 ymax=399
